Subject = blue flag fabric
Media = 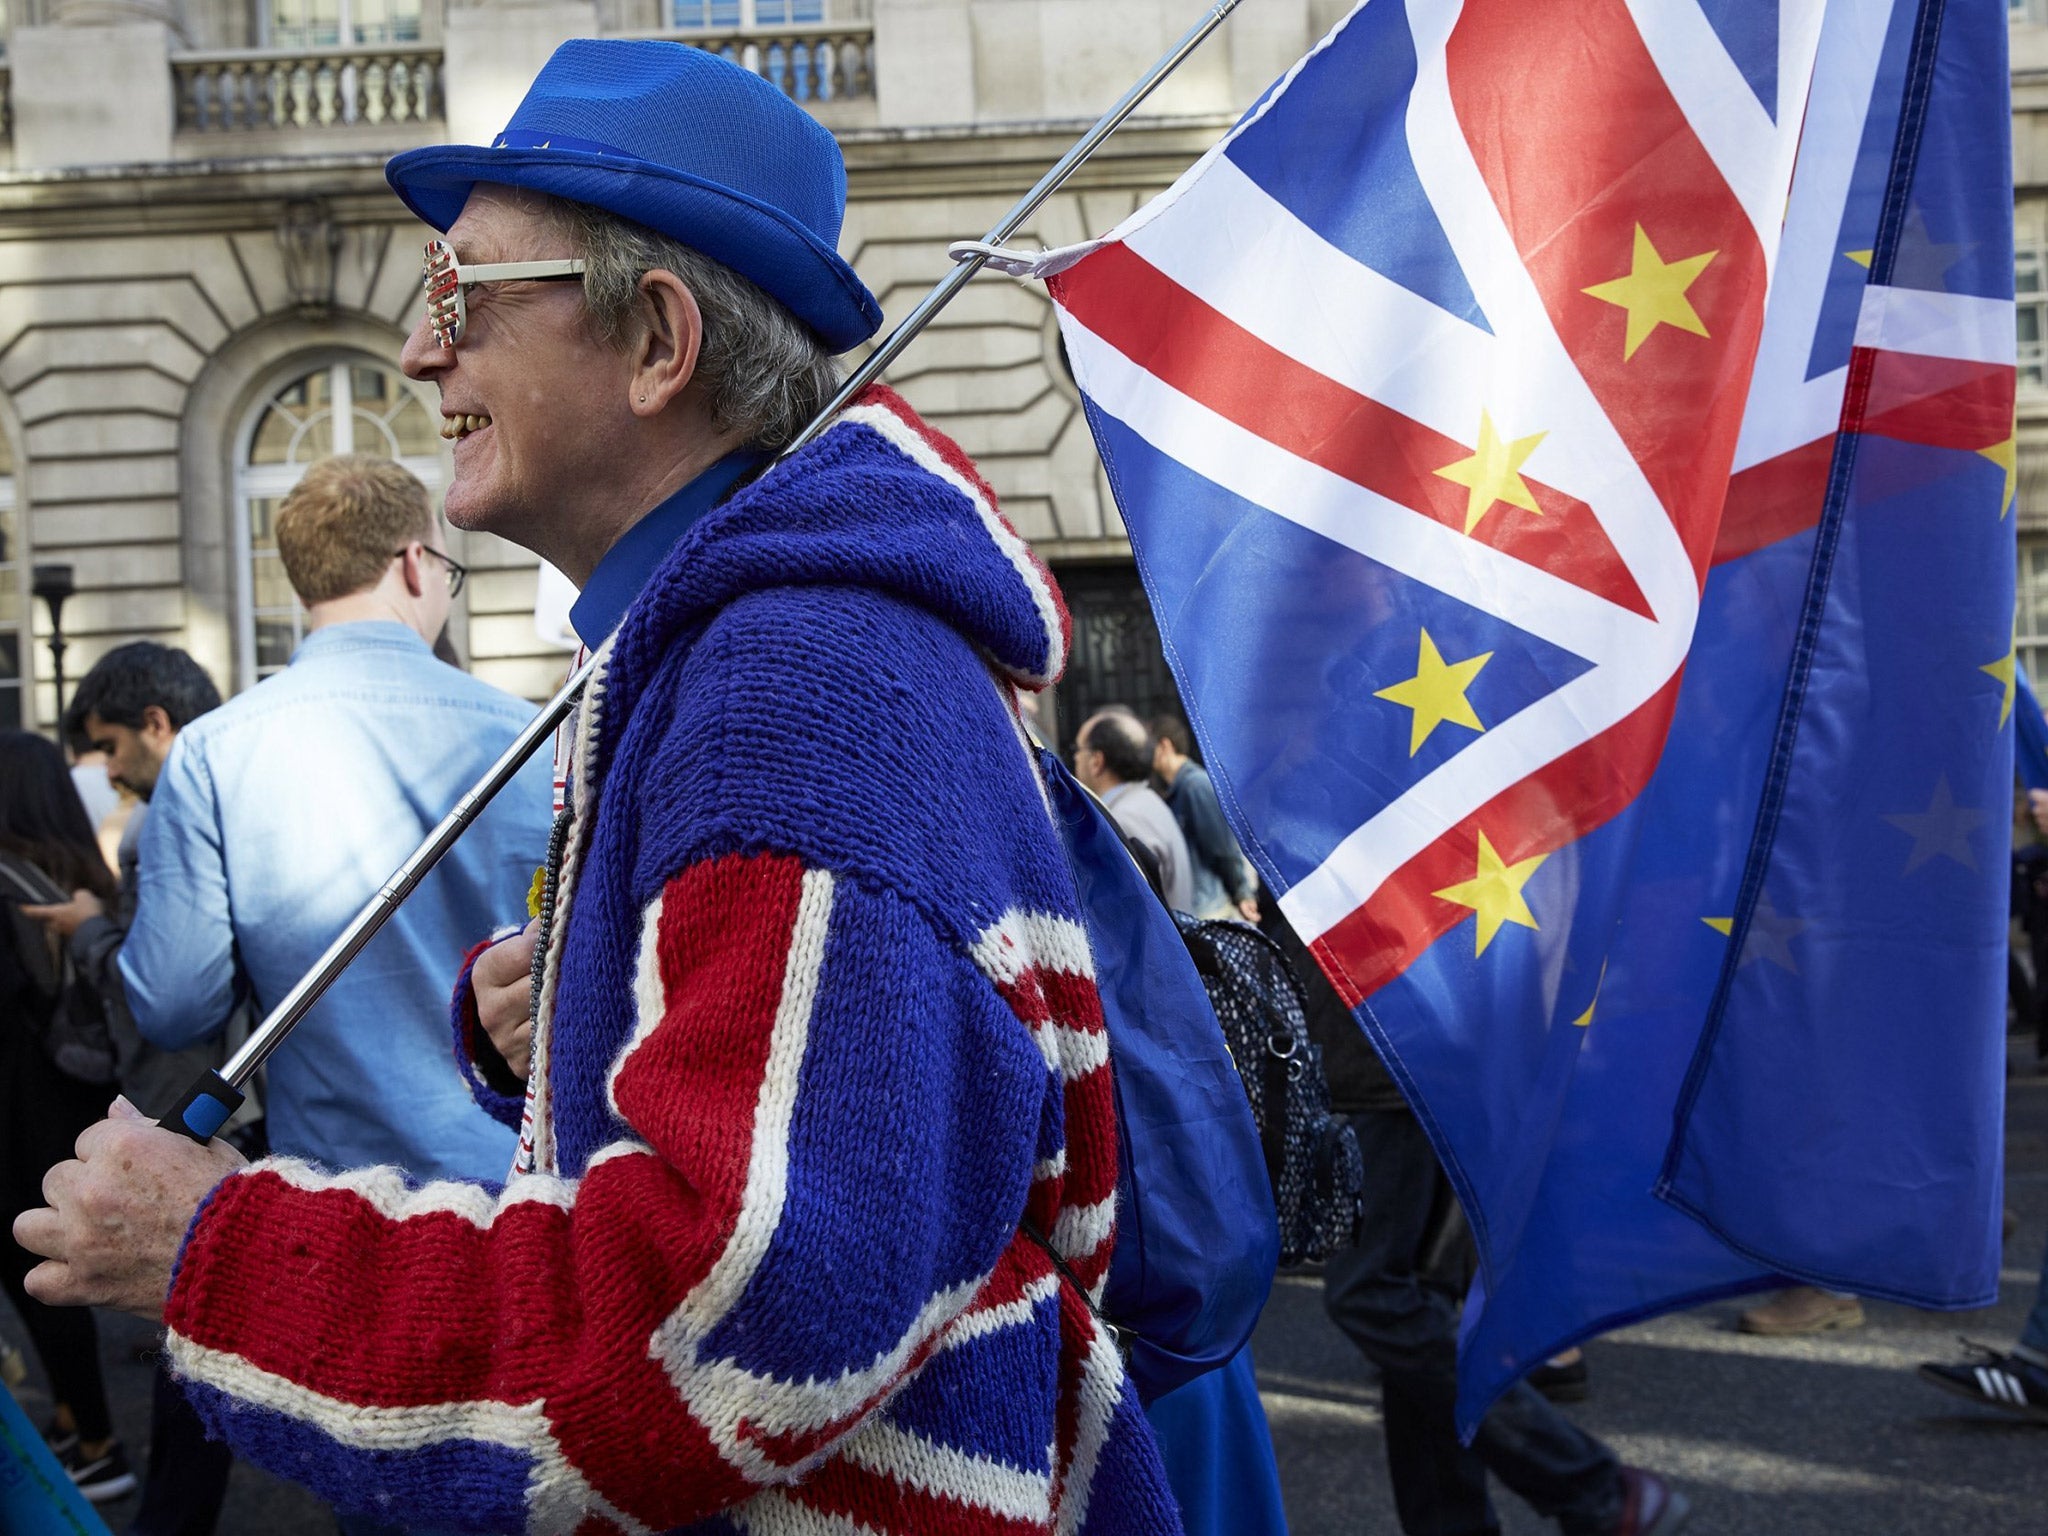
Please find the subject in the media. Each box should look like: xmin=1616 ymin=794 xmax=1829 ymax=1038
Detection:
xmin=1046 ymin=0 xmax=2013 ymax=1428
xmin=2017 ymin=664 xmax=2048 ymax=790
xmin=0 ymin=1382 xmax=113 ymax=1536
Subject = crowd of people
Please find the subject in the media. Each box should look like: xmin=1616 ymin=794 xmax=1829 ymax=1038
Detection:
xmin=0 ymin=32 xmax=2040 ymax=1536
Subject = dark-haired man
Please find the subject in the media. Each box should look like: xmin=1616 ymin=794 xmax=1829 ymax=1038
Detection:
xmin=1149 ymin=714 xmax=1258 ymax=922
xmin=26 ymin=640 xmax=225 ymax=1113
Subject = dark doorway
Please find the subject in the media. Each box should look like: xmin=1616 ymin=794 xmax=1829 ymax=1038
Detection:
xmin=1049 ymin=562 xmax=1184 ymax=753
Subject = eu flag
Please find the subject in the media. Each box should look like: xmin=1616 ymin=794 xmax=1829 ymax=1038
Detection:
xmin=1044 ymin=0 xmax=2013 ymax=1426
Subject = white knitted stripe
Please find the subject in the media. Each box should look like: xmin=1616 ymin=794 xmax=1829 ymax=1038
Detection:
xmin=660 ymin=1271 xmax=991 ymax=1482
xmin=1033 ymin=1150 xmax=1068 ymax=1184
xmin=251 ymin=1157 xmax=579 ymax=1229
xmin=1031 ymin=1023 xmax=1110 ymax=1081
xmin=1048 ymin=1196 xmax=1115 ymax=1261
xmin=970 ymin=910 xmax=1094 ymax=987
xmin=161 ymin=1337 xmax=649 ymax=1536
xmin=1053 ymin=1323 xmax=1128 ymax=1536
xmin=652 ymin=867 xmax=831 ymax=1345
xmin=738 ymin=1490 xmax=886 ymax=1536
xmin=840 ymin=401 xmax=1066 ymax=685
xmin=606 ymin=895 xmax=671 ymax=1118
xmin=939 ymin=1272 xmax=1060 ymax=1353
xmin=839 ymin=1416 xmax=1054 ymax=1524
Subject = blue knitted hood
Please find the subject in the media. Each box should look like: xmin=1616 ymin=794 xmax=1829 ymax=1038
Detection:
xmin=619 ymin=387 xmax=1071 ymax=690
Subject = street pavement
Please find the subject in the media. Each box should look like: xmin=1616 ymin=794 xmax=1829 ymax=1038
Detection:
xmin=6 ymin=1039 xmax=2045 ymax=1535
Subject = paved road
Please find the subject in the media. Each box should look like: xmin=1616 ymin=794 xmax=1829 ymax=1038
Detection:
xmin=8 ymin=1042 xmax=2045 ymax=1535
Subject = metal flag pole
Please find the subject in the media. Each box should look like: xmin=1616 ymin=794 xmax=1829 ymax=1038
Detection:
xmin=160 ymin=0 xmax=1249 ymax=1144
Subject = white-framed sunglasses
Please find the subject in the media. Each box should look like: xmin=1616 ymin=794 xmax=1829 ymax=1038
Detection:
xmin=422 ymin=238 xmax=588 ymax=351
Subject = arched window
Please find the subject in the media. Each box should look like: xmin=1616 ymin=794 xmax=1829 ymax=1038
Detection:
xmin=234 ymin=358 xmax=442 ymax=688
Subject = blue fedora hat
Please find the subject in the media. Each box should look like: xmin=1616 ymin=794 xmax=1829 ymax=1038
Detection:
xmin=386 ymin=39 xmax=882 ymax=352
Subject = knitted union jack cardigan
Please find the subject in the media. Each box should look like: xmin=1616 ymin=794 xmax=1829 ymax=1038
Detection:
xmin=161 ymin=388 xmax=1184 ymax=1536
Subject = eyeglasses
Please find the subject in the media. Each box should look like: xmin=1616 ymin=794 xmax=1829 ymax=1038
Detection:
xmin=422 ymin=238 xmax=587 ymax=351
xmin=395 ymin=543 xmax=469 ymax=598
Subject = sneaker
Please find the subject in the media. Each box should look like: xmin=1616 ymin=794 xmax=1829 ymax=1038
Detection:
xmin=41 ymin=1422 xmax=78 ymax=1461
xmin=1737 ymin=1286 xmax=1864 ymax=1336
xmin=1917 ymin=1343 xmax=2048 ymax=1423
xmin=1610 ymin=1467 xmax=1690 ymax=1535
xmin=64 ymin=1441 xmax=138 ymax=1503
xmin=1530 ymin=1350 xmax=1590 ymax=1403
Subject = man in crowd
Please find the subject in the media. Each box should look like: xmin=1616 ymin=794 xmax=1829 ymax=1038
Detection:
xmin=19 ymin=40 xmax=1180 ymax=1536
xmin=29 ymin=643 xmax=229 ymax=1120
xmin=1149 ymin=713 xmax=1257 ymax=922
xmin=1075 ymin=705 xmax=1195 ymax=912
xmin=113 ymin=455 xmax=549 ymax=1205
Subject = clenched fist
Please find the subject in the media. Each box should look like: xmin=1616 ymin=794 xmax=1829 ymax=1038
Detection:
xmin=474 ymin=918 xmax=539 ymax=1078
xmin=13 ymin=1097 xmax=247 ymax=1320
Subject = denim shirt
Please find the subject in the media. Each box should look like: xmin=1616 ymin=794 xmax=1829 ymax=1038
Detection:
xmin=122 ymin=623 xmax=554 ymax=1180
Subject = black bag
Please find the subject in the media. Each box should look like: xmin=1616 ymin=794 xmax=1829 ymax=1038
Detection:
xmin=0 ymin=851 xmax=118 ymax=1087
xmin=1173 ymin=912 xmax=1363 ymax=1265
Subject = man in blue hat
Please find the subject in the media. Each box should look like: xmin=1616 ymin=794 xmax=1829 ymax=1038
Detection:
xmin=18 ymin=38 xmax=1184 ymax=1536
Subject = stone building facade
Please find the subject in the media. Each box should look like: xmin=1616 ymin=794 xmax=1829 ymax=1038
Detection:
xmin=0 ymin=0 xmax=1361 ymax=745
xmin=1 ymin=2 xmax=2038 ymax=738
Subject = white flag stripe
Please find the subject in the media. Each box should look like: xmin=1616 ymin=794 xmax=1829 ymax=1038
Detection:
xmin=1278 ymin=641 xmax=1684 ymax=941
xmin=1062 ymin=316 xmax=1655 ymax=666
xmin=1621 ymin=0 xmax=1827 ymax=257
xmin=1062 ymin=318 xmax=1690 ymax=939
xmin=1401 ymin=1 xmax=1705 ymax=639
xmin=1854 ymin=284 xmax=2019 ymax=367
xmin=1733 ymin=0 xmax=1902 ymax=472
xmin=1119 ymin=152 xmax=1500 ymax=446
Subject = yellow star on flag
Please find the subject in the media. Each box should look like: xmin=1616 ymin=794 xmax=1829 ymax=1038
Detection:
xmin=1582 ymin=225 xmax=1718 ymax=360
xmin=1434 ymin=411 xmax=1546 ymax=535
xmin=1844 ymin=249 xmax=1874 ymax=269
xmin=1571 ymin=962 xmax=1608 ymax=1028
xmin=1983 ymin=629 xmax=2018 ymax=728
xmin=1434 ymin=831 xmax=1547 ymax=957
xmin=1375 ymin=630 xmax=1492 ymax=755
xmin=1702 ymin=916 xmax=1735 ymax=935
xmin=1979 ymin=415 xmax=2017 ymax=518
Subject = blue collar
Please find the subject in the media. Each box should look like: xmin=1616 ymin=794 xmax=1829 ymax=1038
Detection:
xmin=569 ymin=450 xmax=765 ymax=647
xmin=292 ymin=621 xmax=432 ymax=660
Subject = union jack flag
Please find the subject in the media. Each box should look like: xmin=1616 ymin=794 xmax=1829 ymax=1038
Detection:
xmin=1046 ymin=0 xmax=2014 ymax=1420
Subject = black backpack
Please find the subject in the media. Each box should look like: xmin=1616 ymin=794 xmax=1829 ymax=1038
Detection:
xmin=1173 ymin=912 xmax=1364 ymax=1265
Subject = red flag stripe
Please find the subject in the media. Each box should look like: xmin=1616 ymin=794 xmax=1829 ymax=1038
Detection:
xmin=1311 ymin=672 xmax=1685 ymax=1003
xmin=1051 ymin=243 xmax=1655 ymax=619
xmin=1449 ymin=0 xmax=1769 ymax=580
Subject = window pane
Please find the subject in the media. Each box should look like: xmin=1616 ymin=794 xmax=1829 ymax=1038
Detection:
xmin=255 ymin=617 xmax=298 ymax=673
xmin=251 ymin=552 xmax=298 ymax=610
xmin=248 ymin=496 xmax=281 ymax=555
xmin=273 ymin=0 xmax=343 ymax=48
xmin=248 ymin=404 xmax=300 ymax=466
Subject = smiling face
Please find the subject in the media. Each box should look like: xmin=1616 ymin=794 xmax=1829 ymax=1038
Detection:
xmin=400 ymin=187 xmax=642 ymax=570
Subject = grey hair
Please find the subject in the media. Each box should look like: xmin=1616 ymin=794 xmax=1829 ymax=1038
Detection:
xmin=545 ymin=198 xmax=842 ymax=452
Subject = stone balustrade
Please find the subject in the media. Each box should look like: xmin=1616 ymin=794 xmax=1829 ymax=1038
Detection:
xmin=172 ymin=44 xmax=443 ymax=133
xmin=621 ymin=24 xmax=876 ymax=104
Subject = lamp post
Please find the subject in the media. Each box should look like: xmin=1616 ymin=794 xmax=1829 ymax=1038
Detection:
xmin=32 ymin=563 xmax=75 ymax=727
